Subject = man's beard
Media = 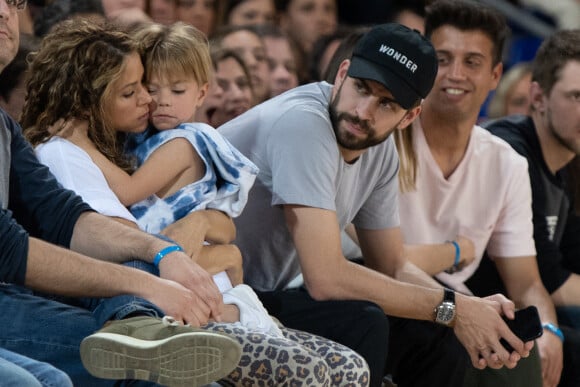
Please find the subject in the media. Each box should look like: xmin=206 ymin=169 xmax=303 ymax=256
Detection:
xmin=547 ymin=107 xmax=580 ymax=155
xmin=329 ymin=83 xmax=397 ymax=151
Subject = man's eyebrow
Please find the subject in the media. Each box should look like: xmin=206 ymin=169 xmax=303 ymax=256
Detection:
xmin=359 ymin=78 xmax=398 ymax=101
xmin=436 ymin=49 xmax=487 ymax=60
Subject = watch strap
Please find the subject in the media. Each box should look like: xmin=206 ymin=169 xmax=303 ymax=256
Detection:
xmin=443 ymin=287 xmax=455 ymax=304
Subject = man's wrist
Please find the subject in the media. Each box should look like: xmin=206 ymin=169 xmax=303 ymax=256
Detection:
xmin=434 ymin=288 xmax=457 ymax=326
xmin=542 ymin=322 xmax=564 ymax=342
xmin=150 ymin=234 xmax=183 ymax=266
xmin=153 ymin=245 xmax=183 ymax=267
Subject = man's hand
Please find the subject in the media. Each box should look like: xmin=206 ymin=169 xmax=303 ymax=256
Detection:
xmin=453 ymin=293 xmax=533 ymax=369
xmin=145 ymin=277 xmax=219 ymax=327
xmin=536 ymin=331 xmax=563 ymax=387
xmin=157 ymin=251 xmax=224 ymax=325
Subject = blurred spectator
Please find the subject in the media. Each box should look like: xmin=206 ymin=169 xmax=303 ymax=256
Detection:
xmin=335 ymin=0 xmax=393 ymax=26
xmin=307 ymin=26 xmax=353 ymax=82
xmin=520 ymin=0 xmax=580 ymax=29
xmin=391 ymin=0 xmax=428 ymax=35
xmin=146 ymin=0 xmax=177 ymax=24
xmin=323 ymin=27 xmax=367 ymax=83
xmin=198 ymin=49 xmax=255 ymax=128
xmin=220 ymin=0 xmax=275 ymax=27
xmin=101 ymin=0 xmax=150 ymax=22
xmin=0 ymin=34 xmax=38 ymax=121
xmin=487 ymin=62 xmax=533 ymax=118
xmin=275 ymin=0 xmax=337 ymax=55
xmin=175 ymin=0 xmax=220 ymax=36
xmin=33 ymin=0 xmax=105 ymax=37
xmin=254 ymin=24 xmax=301 ymax=96
xmin=211 ymin=25 xmax=271 ymax=102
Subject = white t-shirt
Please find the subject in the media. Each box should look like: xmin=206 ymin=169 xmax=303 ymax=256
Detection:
xmin=35 ymin=137 xmax=136 ymax=222
xmin=399 ymin=120 xmax=536 ymax=294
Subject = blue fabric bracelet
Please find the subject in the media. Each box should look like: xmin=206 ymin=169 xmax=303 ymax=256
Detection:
xmin=450 ymin=240 xmax=460 ymax=266
xmin=444 ymin=240 xmax=461 ymax=274
xmin=153 ymin=245 xmax=183 ymax=267
xmin=543 ymin=323 xmax=564 ymax=342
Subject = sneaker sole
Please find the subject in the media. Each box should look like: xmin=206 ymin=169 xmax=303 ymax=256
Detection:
xmin=80 ymin=331 xmax=241 ymax=387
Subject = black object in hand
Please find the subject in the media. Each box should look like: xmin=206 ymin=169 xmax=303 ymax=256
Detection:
xmin=500 ymin=305 xmax=543 ymax=352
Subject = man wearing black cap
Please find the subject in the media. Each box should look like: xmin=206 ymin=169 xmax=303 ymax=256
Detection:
xmin=220 ymin=22 xmax=533 ymax=386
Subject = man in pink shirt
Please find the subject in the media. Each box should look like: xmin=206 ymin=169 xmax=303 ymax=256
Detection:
xmin=396 ymin=1 xmax=564 ymax=386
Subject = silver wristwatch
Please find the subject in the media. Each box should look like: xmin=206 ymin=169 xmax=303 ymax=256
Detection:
xmin=434 ymin=288 xmax=456 ymax=326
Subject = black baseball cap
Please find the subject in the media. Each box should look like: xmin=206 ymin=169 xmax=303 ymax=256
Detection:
xmin=347 ymin=23 xmax=438 ymax=109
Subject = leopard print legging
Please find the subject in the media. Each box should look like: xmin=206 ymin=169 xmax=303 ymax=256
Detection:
xmin=205 ymin=322 xmax=370 ymax=386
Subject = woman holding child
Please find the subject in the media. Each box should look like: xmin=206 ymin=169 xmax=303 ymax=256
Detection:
xmin=21 ymin=18 xmax=369 ymax=386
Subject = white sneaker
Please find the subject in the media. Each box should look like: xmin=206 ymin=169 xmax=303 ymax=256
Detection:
xmin=222 ymin=285 xmax=284 ymax=337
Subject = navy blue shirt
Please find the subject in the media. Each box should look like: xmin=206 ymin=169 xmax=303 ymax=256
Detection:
xmin=1 ymin=110 xmax=92 ymax=285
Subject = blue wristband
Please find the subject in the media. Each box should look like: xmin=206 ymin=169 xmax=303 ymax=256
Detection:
xmin=543 ymin=323 xmax=564 ymax=342
xmin=153 ymin=245 xmax=183 ymax=267
xmin=450 ymin=240 xmax=460 ymax=266
xmin=445 ymin=240 xmax=460 ymax=272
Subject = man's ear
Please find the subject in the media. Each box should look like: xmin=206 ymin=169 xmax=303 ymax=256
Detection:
xmin=397 ymin=104 xmax=422 ymax=129
xmin=334 ymin=59 xmax=350 ymax=85
xmin=529 ymin=81 xmax=546 ymax=113
xmin=489 ymin=62 xmax=503 ymax=91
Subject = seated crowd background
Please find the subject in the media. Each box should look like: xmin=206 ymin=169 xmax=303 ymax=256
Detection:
xmin=2 ymin=0 xmax=580 ymax=386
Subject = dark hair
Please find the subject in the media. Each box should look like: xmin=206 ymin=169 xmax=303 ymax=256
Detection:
xmin=210 ymin=24 xmax=262 ymax=49
xmin=210 ymin=47 xmax=255 ymax=98
xmin=34 ymin=0 xmax=105 ymax=36
xmin=273 ymin=0 xmax=291 ymax=12
xmin=22 ymin=19 xmax=137 ymax=172
xmin=323 ymin=27 xmax=368 ymax=83
xmin=253 ymin=23 xmax=306 ymax=83
xmin=392 ymin=0 xmax=427 ymax=19
xmin=532 ymin=29 xmax=580 ymax=96
xmin=212 ymin=49 xmax=251 ymax=80
xmin=308 ymin=26 xmax=354 ymax=82
xmin=220 ymin=0 xmax=270 ymax=25
xmin=425 ymin=0 xmax=508 ymax=66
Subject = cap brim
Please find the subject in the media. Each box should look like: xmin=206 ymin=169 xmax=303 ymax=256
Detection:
xmin=347 ymin=56 xmax=417 ymax=110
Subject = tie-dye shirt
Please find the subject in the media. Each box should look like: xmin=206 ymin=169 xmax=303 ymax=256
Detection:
xmin=128 ymin=122 xmax=259 ymax=233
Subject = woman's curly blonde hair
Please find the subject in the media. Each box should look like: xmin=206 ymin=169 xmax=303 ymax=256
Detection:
xmin=21 ymin=17 xmax=138 ymax=172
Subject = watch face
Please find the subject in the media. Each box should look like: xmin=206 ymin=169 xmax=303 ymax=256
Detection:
xmin=436 ymin=302 xmax=455 ymax=324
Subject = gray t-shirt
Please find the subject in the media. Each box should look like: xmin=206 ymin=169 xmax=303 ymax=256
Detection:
xmin=219 ymin=82 xmax=400 ymax=291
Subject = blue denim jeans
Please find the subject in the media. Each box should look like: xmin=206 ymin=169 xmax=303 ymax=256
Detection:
xmin=0 ymin=347 xmax=72 ymax=387
xmin=74 ymin=260 xmax=163 ymax=327
xmin=0 ymin=261 xmax=163 ymax=386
